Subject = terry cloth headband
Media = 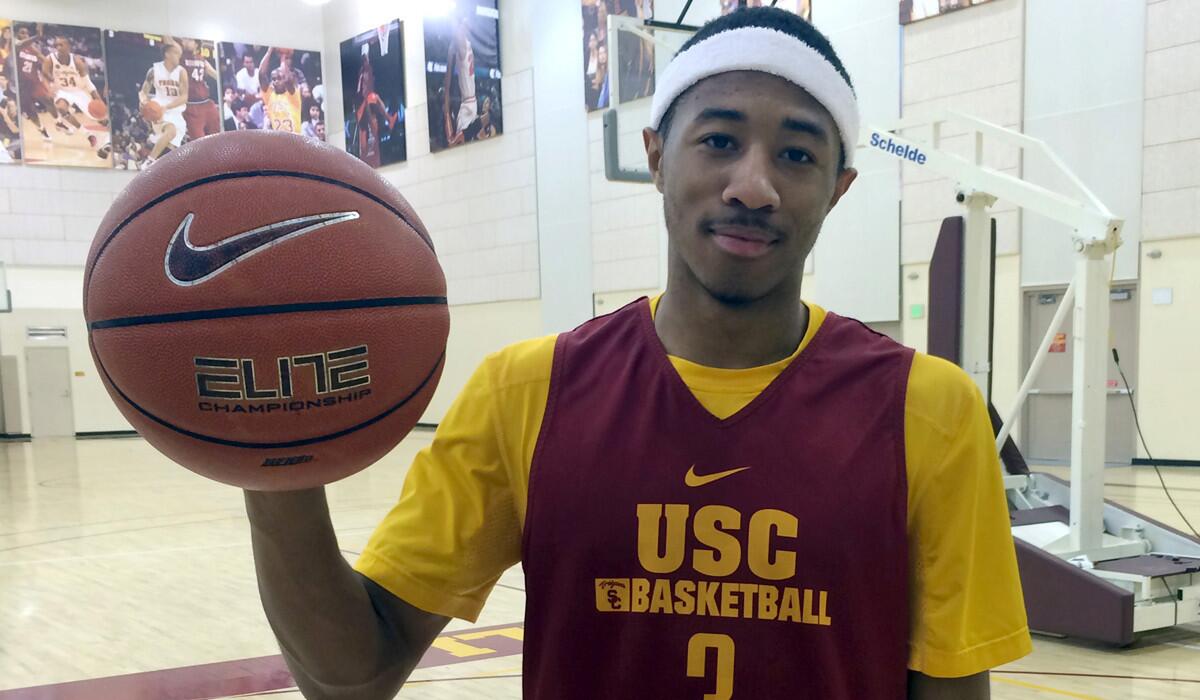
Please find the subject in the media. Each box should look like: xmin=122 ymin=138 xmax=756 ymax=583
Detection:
xmin=649 ymin=25 xmax=860 ymax=168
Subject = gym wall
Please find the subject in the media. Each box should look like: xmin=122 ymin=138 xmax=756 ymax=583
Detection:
xmin=0 ymin=0 xmax=1196 ymax=463
xmin=0 ymin=0 xmax=326 ymax=435
xmin=319 ymin=0 xmax=541 ymax=423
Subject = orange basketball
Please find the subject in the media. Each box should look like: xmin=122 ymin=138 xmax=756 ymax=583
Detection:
xmin=88 ymin=99 xmax=108 ymax=120
xmin=84 ymin=131 xmax=449 ymax=490
xmin=141 ymin=100 xmax=164 ymax=122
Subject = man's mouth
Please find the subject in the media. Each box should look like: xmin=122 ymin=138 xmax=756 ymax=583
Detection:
xmin=709 ymin=224 xmax=779 ymax=259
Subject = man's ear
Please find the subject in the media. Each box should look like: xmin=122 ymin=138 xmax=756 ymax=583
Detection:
xmin=828 ymin=167 xmax=858 ymax=210
xmin=644 ymin=127 xmax=665 ymax=194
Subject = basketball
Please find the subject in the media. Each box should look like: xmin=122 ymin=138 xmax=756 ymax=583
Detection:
xmin=88 ymin=98 xmax=108 ymax=120
xmin=140 ymin=100 xmax=164 ymax=122
xmin=83 ymin=130 xmax=449 ymax=490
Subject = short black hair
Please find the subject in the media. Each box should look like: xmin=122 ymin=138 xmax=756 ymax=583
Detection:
xmin=656 ymin=7 xmax=855 ymax=171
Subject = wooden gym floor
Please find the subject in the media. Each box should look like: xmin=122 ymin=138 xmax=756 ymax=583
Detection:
xmin=1 ymin=432 xmax=1197 ymax=699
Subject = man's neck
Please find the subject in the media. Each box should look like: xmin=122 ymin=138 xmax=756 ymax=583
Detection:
xmin=654 ymin=282 xmax=808 ymax=370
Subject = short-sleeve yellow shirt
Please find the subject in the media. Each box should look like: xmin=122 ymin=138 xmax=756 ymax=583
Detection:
xmin=356 ymin=300 xmax=1032 ymax=678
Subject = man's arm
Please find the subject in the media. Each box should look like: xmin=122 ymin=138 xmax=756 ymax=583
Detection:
xmin=909 ymin=671 xmax=990 ymax=699
xmin=245 ymin=488 xmax=449 ymax=699
xmin=140 ymin=68 xmax=153 ymax=105
xmin=258 ymin=47 xmax=272 ymax=90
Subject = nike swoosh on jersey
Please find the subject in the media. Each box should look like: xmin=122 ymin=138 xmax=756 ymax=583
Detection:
xmin=164 ymin=210 xmax=360 ymax=286
xmin=684 ymin=465 xmax=751 ymax=488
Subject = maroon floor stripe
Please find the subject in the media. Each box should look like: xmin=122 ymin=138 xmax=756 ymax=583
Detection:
xmin=0 ymin=623 xmax=524 ymax=700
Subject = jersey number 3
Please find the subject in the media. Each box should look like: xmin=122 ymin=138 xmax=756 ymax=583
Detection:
xmin=687 ymin=633 xmax=734 ymax=700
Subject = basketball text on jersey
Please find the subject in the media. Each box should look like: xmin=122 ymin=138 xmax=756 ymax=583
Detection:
xmin=194 ymin=344 xmax=371 ymax=415
xmin=593 ymin=503 xmax=833 ymax=626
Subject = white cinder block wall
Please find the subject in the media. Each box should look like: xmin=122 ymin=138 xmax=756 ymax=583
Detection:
xmin=1137 ymin=0 xmax=1200 ymax=460
xmin=0 ymin=0 xmax=326 ymax=434
xmin=321 ymin=0 xmax=540 ymax=307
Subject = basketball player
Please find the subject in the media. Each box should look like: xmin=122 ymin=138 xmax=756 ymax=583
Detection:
xmin=257 ymin=47 xmax=302 ymax=134
xmin=41 ymin=35 xmax=108 ymax=153
xmin=171 ymin=36 xmax=220 ymax=140
xmin=442 ymin=8 xmax=477 ymax=147
xmin=139 ymin=42 xmax=189 ymax=165
xmin=246 ymin=9 xmax=1030 ymax=699
xmin=352 ymin=52 xmax=397 ymax=165
xmin=14 ymin=25 xmax=52 ymax=141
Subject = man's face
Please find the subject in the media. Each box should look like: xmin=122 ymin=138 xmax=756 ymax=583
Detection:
xmin=244 ymin=55 xmax=254 ymax=71
xmin=165 ymin=45 xmax=181 ymax=66
xmin=270 ymin=68 xmax=286 ymax=92
xmin=182 ymin=38 xmax=197 ymax=53
xmin=309 ymin=104 xmax=320 ymax=120
xmin=224 ymin=87 xmax=234 ymax=102
xmin=301 ymin=84 xmax=312 ymax=99
xmin=55 ymin=37 xmax=70 ymax=55
xmin=315 ymin=122 xmax=325 ymax=139
xmin=644 ymin=71 xmax=857 ymax=304
xmin=16 ymin=27 xmax=29 ymax=42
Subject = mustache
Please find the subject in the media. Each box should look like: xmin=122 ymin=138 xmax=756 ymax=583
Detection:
xmin=703 ymin=214 xmax=787 ymax=240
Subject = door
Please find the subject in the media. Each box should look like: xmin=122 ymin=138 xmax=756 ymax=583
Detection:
xmin=1022 ymin=287 xmax=1138 ymax=465
xmin=26 ymin=346 xmax=75 ymax=438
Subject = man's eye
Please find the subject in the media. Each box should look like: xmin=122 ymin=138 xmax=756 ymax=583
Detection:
xmin=702 ymin=134 xmax=735 ymax=150
xmin=784 ymin=149 xmax=813 ymax=163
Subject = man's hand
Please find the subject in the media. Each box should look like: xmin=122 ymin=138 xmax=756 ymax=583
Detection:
xmin=909 ymin=671 xmax=990 ymax=699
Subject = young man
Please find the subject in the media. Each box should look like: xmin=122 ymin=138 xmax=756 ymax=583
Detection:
xmin=14 ymin=25 xmax=52 ymax=141
xmin=139 ymin=42 xmax=189 ymax=165
xmin=258 ymin=46 xmax=302 ymax=134
xmin=442 ymin=8 xmax=477 ymax=147
xmin=173 ymin=36 xmax=220 ymax=140
xmin=42 ymin=36 xmax=104 ymax=135
xmin=246 ymin=9 xmax=1031 ymax=699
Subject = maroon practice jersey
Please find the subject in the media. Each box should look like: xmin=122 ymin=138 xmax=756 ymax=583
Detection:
xmin=17 ymin=45 xmax=41 ymax=87
xmin=522 ymin=299 xmax=914 ymax=699
xmin=182 ymin=51 xmax=211 ymax=102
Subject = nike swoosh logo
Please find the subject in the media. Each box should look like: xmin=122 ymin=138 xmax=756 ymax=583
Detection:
xmin=164 ymin=210 xmax=360 ymax=286
xmin=685 ymin=465 xmax=751 ymax=488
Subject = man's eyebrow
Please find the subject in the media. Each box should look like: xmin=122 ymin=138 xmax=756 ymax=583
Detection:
xmin=782 ymin=118 xmax=830 ymax=143
xmin=693 ymin=107 xmax=746 ymax=124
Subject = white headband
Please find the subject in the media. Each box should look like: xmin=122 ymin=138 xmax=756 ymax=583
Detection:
xmin=649 ymin=26 xmax=860 ymax=168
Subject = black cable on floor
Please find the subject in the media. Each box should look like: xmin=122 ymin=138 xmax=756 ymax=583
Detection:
xmin=1113 ymin=348 xmax=1199 ymax=539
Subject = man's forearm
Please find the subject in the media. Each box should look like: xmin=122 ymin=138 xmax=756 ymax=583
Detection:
xmin=245 ymin=488 xmax=401 ymax=696
xmin=908 ymin=670 xmax=990 ymax=699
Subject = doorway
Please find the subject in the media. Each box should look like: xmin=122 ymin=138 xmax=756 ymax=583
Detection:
xmin=1022 ymin=287 xmax=1138 ymax=465
xmin=26 ymin=346 xmax=75 ymax=438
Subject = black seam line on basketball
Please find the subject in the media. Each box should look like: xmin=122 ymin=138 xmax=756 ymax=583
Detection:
xmin=103 ymin=352 xmax=445 ymax=450
xmin=88 ymin=296 xmax=448 ymax=330
xmin=84 ymin=169 xmax=436 ymax=307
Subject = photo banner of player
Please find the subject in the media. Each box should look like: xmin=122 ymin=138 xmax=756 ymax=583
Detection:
xmin=581 ymin=0 xmax=654 ymax=112
xmin=720 ymin=0 xmax=811 ymax=20
xmin=103 ymin=32 xmax=220 ymax=170
xmin=900 ymin=0 xmax=994 ymax=24
xmin=340 ymin=20 xmax=406 ymax=168
xmin=217 ymin=41 xmax=325 ymax=139
xmin=424 ymin=0 xmax=503 ymax=154
xmin=0 ymin=19 xmax=24 ymax=163
xmin=13 ymin=21 xmax=111 ymax=168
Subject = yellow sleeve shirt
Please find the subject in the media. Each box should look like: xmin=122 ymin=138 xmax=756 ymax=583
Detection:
xmin=355 ymin=301 xmax=1032 ymax=678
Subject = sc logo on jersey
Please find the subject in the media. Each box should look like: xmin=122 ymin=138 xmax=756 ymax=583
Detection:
xmin=195 ymin=344 xmax=370 ymax=400
xmin=595 ymin=579 xmax=630 ymax=612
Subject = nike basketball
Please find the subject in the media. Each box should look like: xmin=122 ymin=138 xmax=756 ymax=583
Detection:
xmin=84 ymin=130 xmax=449 ymax=490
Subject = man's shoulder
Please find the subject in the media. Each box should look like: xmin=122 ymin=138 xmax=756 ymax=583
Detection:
xmin=906 ymin=352 xmax=983 ymax=438
xmin=475 ymin=334 xmax=559 ymax=395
